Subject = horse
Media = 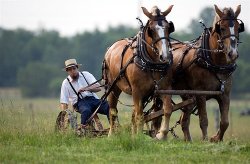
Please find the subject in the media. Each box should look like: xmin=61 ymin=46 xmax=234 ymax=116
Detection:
xmin=103 ymin=5 xmax=175 ymax=140
xmin=171 ymin=5 xmax=244 ymax=142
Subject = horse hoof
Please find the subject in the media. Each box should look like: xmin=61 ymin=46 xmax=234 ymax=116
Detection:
xmin=202 ymin=136 xmax=208 ymax=141
xmin=184 ymin=135 xmax=192 ymax=142
xmin=108 ymin=129 xmax=113 ymax=137
xmin=155 ymin=132 xmax=166 ymax=140
xmin=184 ymin=138 xmax=192 ymax=142
xmin=210 ymin=135 xmax=220 ymax=143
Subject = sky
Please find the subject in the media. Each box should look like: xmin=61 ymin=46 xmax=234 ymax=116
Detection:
xmin=0 ymin=0 xmax=249 ymax=36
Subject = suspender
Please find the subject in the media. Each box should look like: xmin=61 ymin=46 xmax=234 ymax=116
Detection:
xmin=66 ymin=77 xmax=84 ymax=99
xmin=66 ymin=72 xmax=91 ymax=100
xmin=80 ymin=72 xmax=89 ymax=85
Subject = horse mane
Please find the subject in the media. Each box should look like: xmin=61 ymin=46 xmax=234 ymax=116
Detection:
xmin=222 ymin=7 xmax=235 ymax=18
xmin=150 ymin=6 xmax=162 ymax=16
xmin=212 ymin=7 xmax=235 ymax=31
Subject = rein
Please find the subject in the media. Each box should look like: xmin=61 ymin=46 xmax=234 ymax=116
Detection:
xmin=172 ymin=19 xmax=244 ymax=53
xmin=169 ymin=36 xmax=224 ymax=53
xmin=86 ymin=55 xmax=135 ymax=124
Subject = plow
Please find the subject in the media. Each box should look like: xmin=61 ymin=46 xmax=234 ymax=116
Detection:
xmin=55 ymin=89 xmax=222 ymax=138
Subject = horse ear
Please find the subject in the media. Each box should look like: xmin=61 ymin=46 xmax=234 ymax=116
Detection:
xmin=214 ymin=4 xmax=223 ymax=18
xmin=162 ymin=5 xmax=174 ymax=17
xmin=235 ymin=5 xmax=241 ymax=18
xmin=141 ymin=7 xmax=154 ymax=20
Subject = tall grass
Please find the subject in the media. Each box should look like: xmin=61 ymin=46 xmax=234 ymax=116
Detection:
xmin=0 ymin=90 xmax=250 ymax=163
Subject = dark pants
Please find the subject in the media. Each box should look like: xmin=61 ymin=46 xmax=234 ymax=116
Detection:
xmin=75 ymin=96 xmax=109 ymax=125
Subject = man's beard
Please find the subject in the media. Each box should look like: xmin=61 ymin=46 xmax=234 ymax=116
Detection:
xmin=71 ymin=74 xmax=79 ymax=80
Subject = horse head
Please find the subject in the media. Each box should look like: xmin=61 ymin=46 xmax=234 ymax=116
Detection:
xmin=211 ymin=4 xmax=244 ymax=63
xmin=141 ymin=5 xmax=174 ymax=63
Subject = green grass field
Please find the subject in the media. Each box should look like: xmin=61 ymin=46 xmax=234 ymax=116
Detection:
xmin=0 ymin=89 xmax=250 ymax=163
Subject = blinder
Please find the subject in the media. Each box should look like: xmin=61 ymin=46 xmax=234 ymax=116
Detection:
xmin=238 ymin=20 xmax=245 ymax=33
xmin=215 ymin=23 xmax=221 ymax=35
xmin=169 ymin=21 xmax=175 ymax=33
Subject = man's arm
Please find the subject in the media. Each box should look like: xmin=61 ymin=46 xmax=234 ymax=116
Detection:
xmin=60 ymin=80 xmax=70 ymax=109
xmin=78 ymin=83 xmax=101 ymax=93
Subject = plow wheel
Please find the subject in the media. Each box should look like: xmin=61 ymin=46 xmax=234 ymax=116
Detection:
xmin=55 ymin=110 xmax=108 ymax=137
xmin=55 ymin=110 xmax=71 ymax=131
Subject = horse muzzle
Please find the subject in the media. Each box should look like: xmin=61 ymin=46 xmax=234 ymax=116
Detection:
xmin=228 ymin=49 xmax=239 ymax=61
xmin=160 ymin=51 xmax=173 ymax=64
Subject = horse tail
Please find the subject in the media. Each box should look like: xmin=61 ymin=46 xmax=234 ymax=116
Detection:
xmin=101 ymin=59 xmax=109 ymax=91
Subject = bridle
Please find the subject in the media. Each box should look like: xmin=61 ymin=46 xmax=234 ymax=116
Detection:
xmin=134 ymin=17 xmax=175 ymax=72
xmin=214 ymin=18 xmax=244 ymax=50
xmin=140 ymin=16 xmax=175 ymax=59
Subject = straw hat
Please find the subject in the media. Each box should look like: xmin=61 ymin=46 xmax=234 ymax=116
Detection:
xmin=63 ymin=59 xmax=82 ymax=70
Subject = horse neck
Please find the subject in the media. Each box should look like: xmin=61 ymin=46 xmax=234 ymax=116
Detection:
xmin=209 ymin=33 xmax=228 ymax=65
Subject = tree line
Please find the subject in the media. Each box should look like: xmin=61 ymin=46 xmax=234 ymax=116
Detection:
xmin=0 ymin=7 xmax=249 ymax=98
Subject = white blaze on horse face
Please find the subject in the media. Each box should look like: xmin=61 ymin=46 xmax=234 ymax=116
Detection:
xmin=229 ymin=27 xmax=235 ymax=40
xmin=156 ymin=24 xmax=169 ymax=61
xmin=229 ymin=26 xmax=238 ymax=58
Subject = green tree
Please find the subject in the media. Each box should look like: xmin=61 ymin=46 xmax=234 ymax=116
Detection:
xmin=17 ymin=62 xmax=59 ymax=97
xmin=187 ymin=7 xmax=214 ymax=37
xmin=232 ymin=60 xmax=250 ymax=94
xmin=0 ymin=28 xmax=34 ymax=86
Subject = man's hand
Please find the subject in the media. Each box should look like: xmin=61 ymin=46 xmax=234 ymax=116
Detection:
xmin=78 ymin=86 xmax=87 ymax=93
xmin=60 ymin=103 xmax=68 ymax=111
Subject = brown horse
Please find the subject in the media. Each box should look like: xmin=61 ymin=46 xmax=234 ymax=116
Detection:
xmin=103 ymin=5 xmax=175 ymax=139
xmin=171 ymin=5 xmax=244 ymax=142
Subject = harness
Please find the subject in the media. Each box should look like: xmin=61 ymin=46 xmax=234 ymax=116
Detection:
xmin=174 ymin=27 xmax=238 ymax=93
xmin=195 ymin=28 xmax=237 ymax=74
xmin=134 ymin=21 xmax=173 ymax=72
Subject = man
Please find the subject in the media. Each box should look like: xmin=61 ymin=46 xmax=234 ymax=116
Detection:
xmin=60 ymin=58 xmax=109 ymax=129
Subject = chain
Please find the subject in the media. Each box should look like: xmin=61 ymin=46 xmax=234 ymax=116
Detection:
xmin=169 ymin=120 xmax=180 ymax=139
xmin=111 ymin=91 xmax=134 ymax=107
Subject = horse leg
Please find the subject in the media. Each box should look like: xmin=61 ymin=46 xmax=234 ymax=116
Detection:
xmin=179 ymin=96 xmax=195 ymax=141
xmin=155 ymin=95 xmax=172 ymax=140
xmin=131 ymin=108 xmax=136 ymax=135
xmin=180 ymin=108 xmax=192 ymax=141
xmin=210 ymin=96 xmax=230 ymax=142
xmin=132 ymin=95 xmax=144 ymax=134
xmin=196 ymin=96 xmax=208 ymax=140
xmin=108 ymin=86 xmax=121 ymax=137
xmin=150 ymin=98 xmax=162 ymax=137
